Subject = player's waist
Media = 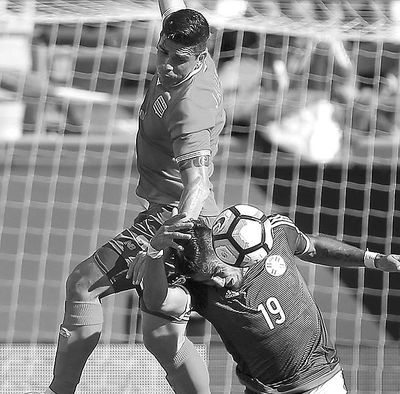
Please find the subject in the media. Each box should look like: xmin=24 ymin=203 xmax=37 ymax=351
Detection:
xmin=236 ymin=363 xmax=342 ymax=394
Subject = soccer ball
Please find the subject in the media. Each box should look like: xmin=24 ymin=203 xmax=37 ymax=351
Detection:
xmin=212 ymin=204 xmax=273 ymax=267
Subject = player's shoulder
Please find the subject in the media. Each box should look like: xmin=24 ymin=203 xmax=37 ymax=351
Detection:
xmin=267 ymin=213 xmax=310 ymax=254
xmin=184 ymin=280 xmax=214 ymax=311
xmin=187 ymin=54 xmax=221 ymax=93
xmin=267 ymin=213 xmax=297 ymax=230
xmin=169 ymin=54 xmax=222 ymax=113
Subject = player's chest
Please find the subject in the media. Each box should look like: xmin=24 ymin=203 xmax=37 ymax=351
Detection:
xmin=139 ymin=83 xmax=171 ymax=135
xmin=242 ymin=257 xmax=300 ymax=306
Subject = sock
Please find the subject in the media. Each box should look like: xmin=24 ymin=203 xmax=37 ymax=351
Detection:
xmin=163 ymin=339 xmax=211 ymax=394
xmin=49 ymin=300 xmax=103 ymax=394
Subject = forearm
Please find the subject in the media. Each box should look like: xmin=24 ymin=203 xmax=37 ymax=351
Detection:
xmin=158 ymin=0 xmax=186 ymax=18
xmin=143 ymin=244 xmax=191 ymax=315
xmin=142 ymin=249 xmax=169 ymax=311
xmin=302 ymin=235 xmax=378 ymax=268
xmin=178 ymin=176 xmax=210 ymax=219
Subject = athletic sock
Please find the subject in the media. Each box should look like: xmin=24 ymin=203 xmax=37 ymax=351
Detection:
xmin=164 ymin=338 xmax=211 ymax=394
xmin=49 ymin=300 xmax=103 ymax=394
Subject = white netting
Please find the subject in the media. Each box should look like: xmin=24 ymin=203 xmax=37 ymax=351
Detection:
xmin=0 ymin=1 xmax=399 ymax=393
xmin=3 ymin=1 xmax=400 ymax=41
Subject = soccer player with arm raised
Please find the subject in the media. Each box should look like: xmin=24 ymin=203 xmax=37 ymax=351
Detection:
xmin=136 ymin=208 xmax=400 ymax=394
xmin=39 ymin=0 xmax=224 ymax=393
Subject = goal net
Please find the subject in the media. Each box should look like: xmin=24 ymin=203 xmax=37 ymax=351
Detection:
xmin=1 ymin=1 xmax=399 ymax=393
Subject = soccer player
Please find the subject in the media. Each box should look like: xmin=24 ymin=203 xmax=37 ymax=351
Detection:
xmin=136 ymin=210 xmax=400 ymax=394
xmin=40 ymin=1 xmax=225 ymax=393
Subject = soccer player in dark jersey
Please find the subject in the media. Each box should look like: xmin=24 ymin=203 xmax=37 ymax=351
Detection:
xmin=40 ymin=1 xmax=225 ymax=393
xmin=137 ymin=210 xmax=400 ymax=394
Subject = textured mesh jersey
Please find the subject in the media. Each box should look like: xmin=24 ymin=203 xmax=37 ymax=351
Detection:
xmin=136 ymin=53 xmax=225 ymax=216
xmin=186 ymin=214 xmax=341 ymax=394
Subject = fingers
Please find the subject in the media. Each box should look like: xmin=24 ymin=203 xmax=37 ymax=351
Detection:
xmin=379 ymin=254 xmax=400 ymax=272
xmin=153 ymin=231 xmax=191 ymax=251
xmin=168 ymin=230 xmax=192 ymax=239
xmin=389 ymin=255 xmax=400 ymax=271
xmin=133 ymin=252 xmax=148 ymax=284
xmin=170 ymin=240 xmax=185 ymax=251
xmin=165 ymin=220 xmax=193 ymax=232
xmin=126 ymin=251 xmax=147 ymax=284
xmin=164 ymin=211 xmax=192 ymax=226
xmin=126 ymin=257 xmax=135 ymax=280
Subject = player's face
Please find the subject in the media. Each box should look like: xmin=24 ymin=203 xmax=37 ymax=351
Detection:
xmin=191 ymin=264 xmax=244 ymax=291
xmin=156 ymin=35 xmax=204 ymax=88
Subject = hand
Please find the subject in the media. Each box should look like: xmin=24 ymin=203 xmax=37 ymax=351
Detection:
xmin=126 ymin=251 xmax=147 ymax=285
xmin=375 ymin=254 xmax=400 ymax=272
xmin=150 ymin=210 xmax=193 ymax=252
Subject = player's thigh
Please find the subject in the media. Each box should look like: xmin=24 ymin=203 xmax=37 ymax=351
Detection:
xmin=86 ymin=205 xmax=170 ymax=296
xmin=66 ymin=247 xmax=125 ymax=300
xmin=142 ymin=310 xmax=188 ymax=356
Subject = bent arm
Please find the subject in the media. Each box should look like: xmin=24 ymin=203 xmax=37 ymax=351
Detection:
xmin=142 ymin=254 xmax=190 ymax=317
xmin=142 ymin=214 xmax=193 ymax=315
xmin=158 ymin=0 xmax=186 ymax=18
xmin=300 ymin=235 xmax=400 ymax=272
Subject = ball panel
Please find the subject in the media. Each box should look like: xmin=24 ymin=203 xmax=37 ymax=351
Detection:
xmin=213 ymin=239 xmax=240 ymax=265
xmin=212 ymin=208 xmax=236 ymax=236
xmin=235 ymin=204 xmax=265 ymax=220
xmin=241 ymin=247 xmax=269 ymax=267
xmin=232 ymin=218 xmax=263 ymax=249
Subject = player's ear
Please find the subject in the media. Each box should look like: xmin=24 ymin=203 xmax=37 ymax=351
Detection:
xmin=196 ymin=51 xmax=207 ymax=66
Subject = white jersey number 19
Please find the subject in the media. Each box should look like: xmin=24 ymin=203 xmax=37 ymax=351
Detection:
xmin=258 ymin=297 xmax=286 ymax=330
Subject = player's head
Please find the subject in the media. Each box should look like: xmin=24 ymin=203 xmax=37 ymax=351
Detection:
xmin=157 ymin=9 xmax=210 ymax=87
xmin=162 ymin=9 xmax=210 ymax=52
xmin=170 ymin=219 xmax=245 ymax=290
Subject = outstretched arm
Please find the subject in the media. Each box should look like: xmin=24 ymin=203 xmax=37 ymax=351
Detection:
xmin=300 ymin=235 xmax=400 ymax=272
xmin=158 ymin=0 xmax=186 ymax=18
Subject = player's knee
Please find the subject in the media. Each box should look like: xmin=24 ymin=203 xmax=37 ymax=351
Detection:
xmin=143 ymin=329 xmax=167 ymax=356
xmin=143 ymin=328 xmax=182 ymax=361
xmin=65 ymin=256 xmax=97 ymax=301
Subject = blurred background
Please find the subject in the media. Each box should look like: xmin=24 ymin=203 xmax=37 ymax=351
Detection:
xmin=0 ymin=1 xmax=399 ymax=393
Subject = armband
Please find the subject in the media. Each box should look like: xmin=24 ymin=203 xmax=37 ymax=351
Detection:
xmin=364 ymin=250 xmax=378 ymax=269
xmin=147 ymin=244 xmax=163 ymax=259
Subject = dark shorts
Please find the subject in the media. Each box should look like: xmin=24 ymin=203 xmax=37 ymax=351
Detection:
xmin=93 ymin=203 xmax=215 ymax=296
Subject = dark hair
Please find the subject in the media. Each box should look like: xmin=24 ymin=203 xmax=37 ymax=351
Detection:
xmin=162 ymin=8 xmax=210 ymax=52
xmin=169 ymin=219 xmax=217 ymax=277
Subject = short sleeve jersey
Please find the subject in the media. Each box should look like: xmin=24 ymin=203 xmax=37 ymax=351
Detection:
xmin=136 ymin=53 xmax=225 ymax=216
xmin=186 ymin=214 xmax=341 ymax=393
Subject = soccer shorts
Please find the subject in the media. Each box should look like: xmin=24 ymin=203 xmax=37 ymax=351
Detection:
xmin=94 ymin=203 xmax=215 ymax=297
xmin=307 ymin=371 xmax=347 ymax=394
xmin=241 ymin=370 xmax=347 ymax=394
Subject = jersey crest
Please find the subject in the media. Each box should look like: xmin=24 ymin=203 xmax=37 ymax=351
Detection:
xmin=264 ymin=254 xmax=287 ymax=277
xmin=153 ymin=95 xmax=167 ymax=118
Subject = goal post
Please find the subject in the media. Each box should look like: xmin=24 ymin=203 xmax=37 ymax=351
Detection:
xmin=1 ymin=1 xmax=400 ymax=393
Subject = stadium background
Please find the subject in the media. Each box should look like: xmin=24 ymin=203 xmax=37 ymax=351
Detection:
xmin=1 ymin=0 xmax=399 ymax=393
